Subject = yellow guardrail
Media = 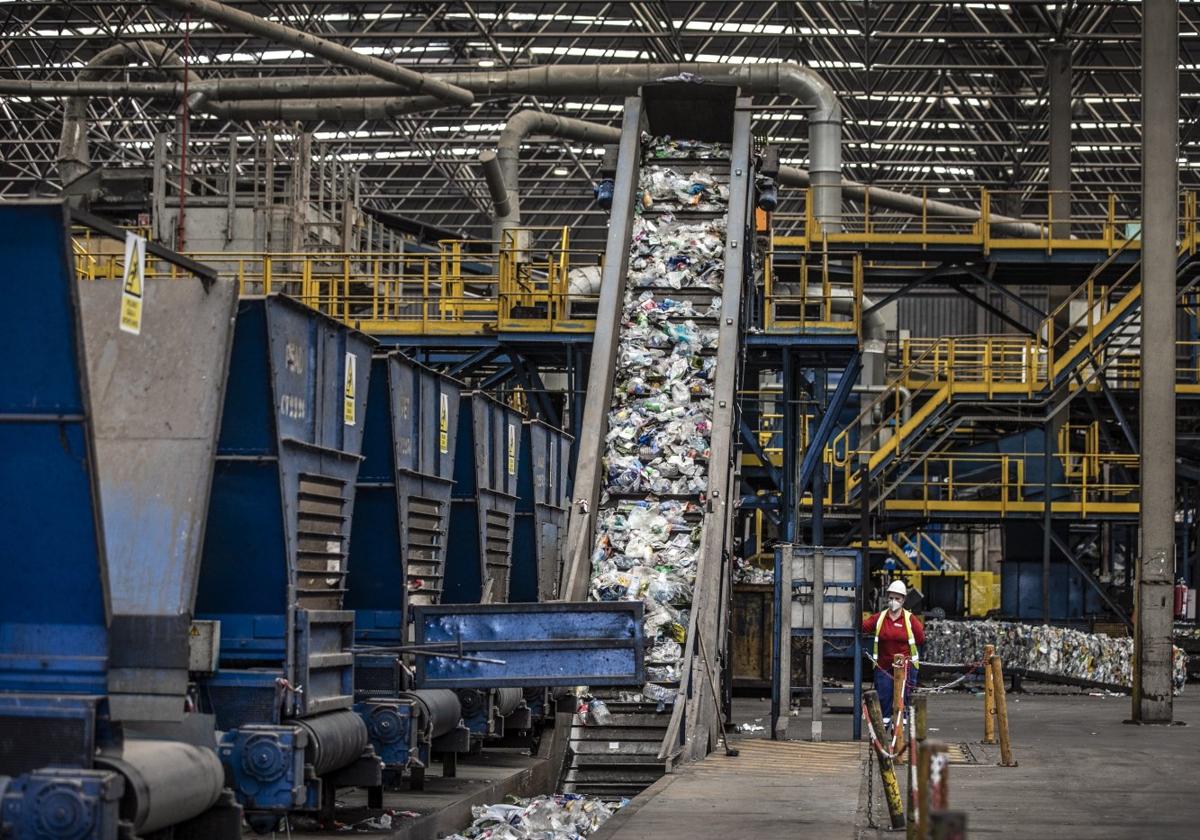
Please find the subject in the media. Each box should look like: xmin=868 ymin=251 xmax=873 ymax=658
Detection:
xmin=763 ymin=245 xmax=862 ymax=334
xmin=894 ymin=530 xmax=960 ymax=571
xmin=775 ymin=187 xmax=1200 ymax=257
xmin=855 ymin=450 xmax=1140 ymax=517
xmin=826 ymin=239 xmax=1149 ymax=499
xmin=74 ymin=227 xmax=606 ymax=336
xmin=73 ymin=225 xmax=865 ymax=337
xmin=735 ymin=387 xmax=815 ymax=469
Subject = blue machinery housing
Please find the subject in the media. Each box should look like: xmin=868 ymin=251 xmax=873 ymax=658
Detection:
xmin=349 ymin=353 xmax=463 ymax=633
xmin=194 ymin=295 xmax=385 ymax=826
xmin=446 ymin=392 xmax=525 ymax=603
xmin=345 ymin=354 xmax=472 ymax=781
xmin=0 ymin=203 xmax=654 ymax=835
xmin=0 ymin=203 xmax=240 ymax=839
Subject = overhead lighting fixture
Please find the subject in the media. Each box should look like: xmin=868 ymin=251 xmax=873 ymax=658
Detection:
xmin=937 ymin=187 xmax=951 ymax=194
xmin=553 ymin=167 xmax=570 ymax=176
xmin=477 ymin=58 xmax=496 ymax=67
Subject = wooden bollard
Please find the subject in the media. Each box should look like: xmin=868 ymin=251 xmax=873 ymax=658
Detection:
xmin=982 ymin=643 xmax=997 ymax=744
xmin=864 ymin=689 xmax=906 ymax=829
xmin=930 ymin=810 xmax=968 ymax=840
xmin=907 ymin=695 xmax=928 ymax=840
xmin=892 ymin=654 xmax=908 ymax=758
xmin=989 ymin=655 xmax=1017 ymax=766
xmin=915 ymin=741 xmax=931 ymax=840
xmin=929 ymin=741 xmax=950 ymax=812
xmin=917 ymin=740 xmax=950 ymax=840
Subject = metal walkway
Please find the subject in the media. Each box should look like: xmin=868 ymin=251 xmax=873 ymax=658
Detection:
xmin=592 ymin=739 xmax=866 ymax=840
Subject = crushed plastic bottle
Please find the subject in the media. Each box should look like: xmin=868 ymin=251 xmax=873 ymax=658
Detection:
xmin=442 ymin=794 xmax=623 ymax=840
xmin=587 ymin=698 xmax=614 ymax=726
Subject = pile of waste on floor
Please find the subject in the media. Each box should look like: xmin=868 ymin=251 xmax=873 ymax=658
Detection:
xmin=733 ymin=555 xmax=774 ymax=585
xmin=443 ymin=794 xmax=624 ymax=840
xmin=925 ymin=619 xmax=1188 ymax=693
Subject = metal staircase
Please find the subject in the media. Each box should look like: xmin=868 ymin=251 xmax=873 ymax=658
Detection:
xmin=830 ymin=250 xmax=1157 ymax=511
xmin=560 ymin=691 xmax=671 ymax=798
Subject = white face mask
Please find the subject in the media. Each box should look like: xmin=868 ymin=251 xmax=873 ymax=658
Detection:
xmin=888 ymin=597 xmax=903 ymax=613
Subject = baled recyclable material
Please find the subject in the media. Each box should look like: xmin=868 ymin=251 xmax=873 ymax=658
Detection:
xmin=925 ymin=619 xmax=1188 ymax=694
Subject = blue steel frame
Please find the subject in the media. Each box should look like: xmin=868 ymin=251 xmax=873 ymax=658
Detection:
xmin=411 ymin=602 xmax=644 ymax=688
xmin=195 ymin=295 xmax=377 ymax=726
xmin=771 ymin=547 xmax=864 ymax=740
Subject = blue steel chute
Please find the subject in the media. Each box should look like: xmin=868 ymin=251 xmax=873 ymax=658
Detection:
xmin=444 ymin=392 xmax=525 ymax=604
xmin=0 ymin=202 xmax=240 ymax=839
xmin=344 ymin=352 xmax=470 ymax=785
xmin=194 ymin=294 xmax=383 ymax=829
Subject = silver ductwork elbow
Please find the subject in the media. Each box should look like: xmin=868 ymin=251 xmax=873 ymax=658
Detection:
xmin=482 ymin=110 xmax=621 ymax=248
xmin=58 ymin=40 xmax=201 ymax=188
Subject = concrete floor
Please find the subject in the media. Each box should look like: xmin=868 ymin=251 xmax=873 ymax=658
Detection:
xmin=263 ymin=688 xmax=1200 ymax=838
xmin=897 ymin=688 xmax=1200 ymax=840
xmin=596 ymin=688 xmax=1200 ymax=840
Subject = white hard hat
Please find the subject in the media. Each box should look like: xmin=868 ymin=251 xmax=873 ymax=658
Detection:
xmin=886 ymin=580 xmax=908 ymax=598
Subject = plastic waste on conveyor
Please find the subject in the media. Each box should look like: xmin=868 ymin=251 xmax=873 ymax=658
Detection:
xmin=563 ymin=135 xmax=734 ymax=798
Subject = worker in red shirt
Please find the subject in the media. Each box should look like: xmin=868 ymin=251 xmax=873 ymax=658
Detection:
xmin=861 ymin=579 xmax=924 ymax=724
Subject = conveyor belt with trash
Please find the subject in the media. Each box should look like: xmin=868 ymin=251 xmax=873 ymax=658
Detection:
xmin=558 ymin=84 xmax=754 ymax=797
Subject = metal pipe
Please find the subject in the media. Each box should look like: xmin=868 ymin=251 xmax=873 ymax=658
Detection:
xmin=487 ymin=110 xmax=621 ymax=245
xmin=153 ymin=0 xmax=473 ymax=106
xmin=479 ymin=150 xmax=512 ymax=217
xmin=0 ymin=79 xmax=184 ymax=97
xmin=778 ymin=165 xmax=1044 ymax=239
xmin=59 ymin=40 xmax=202 ymax=187
xmin=201 ymin=95 xmax=442 ymax=121
xmin=26 ymin=62 xmax=843 ymax=224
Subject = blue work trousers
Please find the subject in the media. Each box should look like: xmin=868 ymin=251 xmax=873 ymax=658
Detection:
xmin=874 ymin=665 xmax=918 ymax=721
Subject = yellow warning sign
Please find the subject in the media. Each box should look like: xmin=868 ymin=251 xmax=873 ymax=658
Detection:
xmin=439 ymin=392 xmax=450 ymax=454
xmin=507 ymin=422 xmax=517 ymax=476
xmin=343 ymin=352 xmax=357 ymax=426
xmin=119 ymin=233 xmax=145 ymax=335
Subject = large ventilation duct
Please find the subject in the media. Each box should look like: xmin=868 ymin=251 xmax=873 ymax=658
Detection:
xmin=778 ymin=166 xmax=1044 ymax=240
xmin=32 ymin=54 xmax=1037 ymax=240
xmin=216 ymin=64 xmax=843 ymax=230
xmin=58 ymin=40 xmax=202 ymax=187
xmin=153 ymin=0 xmax=473 ymax=106
xmin=201 ymin=95 xmax=442 ymax=121
xmin=21 ymin=62 xmax=842 ymax=229
xmin=480 ymin=111 xmax=622 ymax=246
xmin=476 ymin=111 xmax=1037 ymax=263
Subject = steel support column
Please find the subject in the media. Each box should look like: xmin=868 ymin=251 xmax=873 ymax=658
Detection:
xmin=1135 ymin=0 xmax=1178 ymax=723
xmin=1041 ymin=421 xmax=1054 ymax=624
xmin=783 ymin=352 xmax=799 ymax=543
xmin=1048 ymin=44 xmax=1072 ymax=241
